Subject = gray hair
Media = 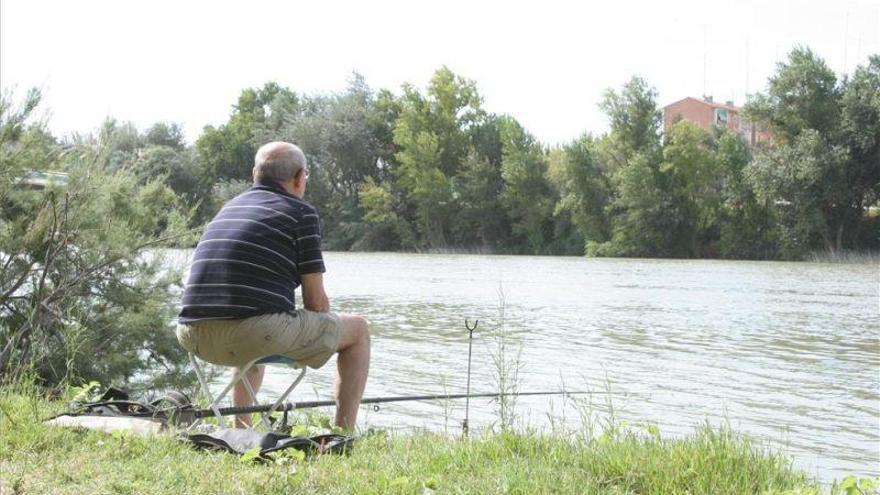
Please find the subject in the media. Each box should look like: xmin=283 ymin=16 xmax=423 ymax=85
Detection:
xmin=252 ymin=141 xmax=307 ymax=183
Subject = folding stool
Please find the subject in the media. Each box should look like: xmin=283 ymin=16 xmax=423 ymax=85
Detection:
xmin=189 ymin=353 xmax=307 ymax=429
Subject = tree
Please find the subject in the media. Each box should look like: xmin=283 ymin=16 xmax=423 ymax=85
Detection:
xmin=589 ymin=77 xmax=668 ymax=257
xmin=0 ymin=89 xmax=58 ymax=192
xmin=196 ymin=83 xmax=298 ymax=190
xmin=498 ymin=116 xmax=554 ymax=254
xmin=746 ymin=129 xmax=850 ymax=256
xmin=744 ymin=46 xmax=840 ymax=143
xmin=714 ymin=132 xmax=777 ymax=259
xmin=0 ymin=91 xmax=196 ymax=388
xmin=454 ymin=150 xmax=508 ymax=250
xmin=99 ymin=120 xmax=144 ymax=173
xmin=450 ymin=115 xmax=511 ymax=250
xmin=392 ymin=67 xmax=486 ymax=248
xmin=549 ymin=134 xmax=613 ymax=252
xmin=145 ymin=122 xmax=186 ymax=150
xmin=357 ymin=177 xmax=414 ymax=250
xmin=266 ymin=75 xmax=394 ymax=249
xmin=657 ymin=121 xmax=720 ymax=257
xmin=745 ymin=49 xmax=877 ymax=254
xmin=90 ymin=120 xmax=204 ymax=223
xmin=599 ymin=76 xmax=663 ymax=167
xmin=133 ymin=145 xmax=202 ymax=202
xmin=839 ymin=55 xmax=880 ymax=248
xmin=594 ymin=153 xmax=669 ymax=257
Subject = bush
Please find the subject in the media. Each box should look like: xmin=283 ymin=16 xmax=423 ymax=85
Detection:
xmin=0 ymin=90 xmax=197 ymax=390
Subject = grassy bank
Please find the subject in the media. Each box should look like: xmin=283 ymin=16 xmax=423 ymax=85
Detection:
xmin=0 ymin=388 xmax=842 ymax=495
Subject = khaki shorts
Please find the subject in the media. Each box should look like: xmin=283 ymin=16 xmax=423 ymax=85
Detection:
xmin=176 ymin=310 xmax=342 ymax=369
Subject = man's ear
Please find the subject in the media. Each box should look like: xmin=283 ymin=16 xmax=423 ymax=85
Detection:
xmin=294 ymin=169 xmax=306 ymax=187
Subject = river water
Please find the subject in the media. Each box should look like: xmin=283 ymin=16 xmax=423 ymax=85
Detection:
xmin=171 ymin=251 xmax=879 ymax=482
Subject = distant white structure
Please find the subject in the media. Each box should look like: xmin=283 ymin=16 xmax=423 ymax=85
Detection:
xmin=19 ymin=171 xmax=69 ymax=189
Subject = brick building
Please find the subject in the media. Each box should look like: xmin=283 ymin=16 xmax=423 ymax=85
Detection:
xmin=663 ymin=96 xmax=768 ymax=146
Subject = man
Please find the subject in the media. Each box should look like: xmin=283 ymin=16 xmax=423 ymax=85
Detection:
xmin=176 ymin=141 xmax=370 ymax=430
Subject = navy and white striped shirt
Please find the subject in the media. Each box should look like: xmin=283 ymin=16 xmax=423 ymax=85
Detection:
xmin=178 ymin=179 xmax=325 ymax=323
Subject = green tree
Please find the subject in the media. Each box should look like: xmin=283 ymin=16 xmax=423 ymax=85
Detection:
xmin=357 ymin=177 xmax=414 ymax=250
xmin=392 ymin=67 xmax=486 ymax=248
xmin=839 ymin=55 xmax=880 ymax=247
xmin=746 ymin=129 xmax=850 ymax=256
xmin=657 ymin=121 xmax=720 ymax=257
xmin=745 ymin=46 xmax=840 ymax=143
xmin=99 ymin=120 xmax=144 ymax=172
xmin=145 ymin=122 xmax=186 ymax=150
xmin=454 ymin=150 xmax=507 ymax=250
xmin=549 ymin=134 xmax=613 ymax=253
xmin=595 ymin=153 xmax=669 ymax=257
xmin=599 ymin=76 xmax=663 ymax=167
xmin=0 ymin=89 xmax=58 ymax=191
xmin=590 ymin=77 xmax=668 ymax=257
xmin=0 ymin=91 xmax=195 ymax=388
xmin=745 ymin=49 xmax=876 ymax=254
xmin=714 ymin=132 xmax=778 ymax=259
xmin=90 ymin=120 xmax=204 ymax=223
xmin=498 ymin=116 xmax=554 ymax=254
xmin=452 ymin=115 xmax=511 ymax=250
xmin=132 ymin=145 xmax=202 ymax=202
xmin=196 ymin=82 xmax=297 ymax=190
xmin=267 ymin=75 xmax=395 ymax=249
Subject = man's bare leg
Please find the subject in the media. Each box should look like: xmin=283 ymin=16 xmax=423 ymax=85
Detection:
xmin=232 ymin=364 xmax=265 ymax=428
xmin=334 ymin=314 xmax=370 ymax=430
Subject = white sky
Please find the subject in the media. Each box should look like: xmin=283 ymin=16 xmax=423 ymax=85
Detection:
xmin=1 ymin=0 xmax=878 ymax=146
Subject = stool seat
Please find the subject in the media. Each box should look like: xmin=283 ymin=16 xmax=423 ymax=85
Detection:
xmin=254 ymin=355 xmax=300 ymax=367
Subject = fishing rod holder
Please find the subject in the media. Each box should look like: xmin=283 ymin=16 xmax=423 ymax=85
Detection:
xmin=463 ymin=318 xmax=478 ymax=436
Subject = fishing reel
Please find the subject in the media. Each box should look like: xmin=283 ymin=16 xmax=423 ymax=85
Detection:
xmin=149 ymin=390 xmax=199 ymax=427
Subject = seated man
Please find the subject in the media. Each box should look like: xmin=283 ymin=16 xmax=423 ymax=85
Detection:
xmin=176 ymin=141 xmax=370 ymax=430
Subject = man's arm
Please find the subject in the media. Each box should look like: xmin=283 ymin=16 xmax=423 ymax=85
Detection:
xmin=301 ymin=272 xmax=330 ymax=312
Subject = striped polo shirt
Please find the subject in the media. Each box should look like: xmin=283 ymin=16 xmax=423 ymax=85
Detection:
xmin=178 ymin=178 xmax=325 ymax=323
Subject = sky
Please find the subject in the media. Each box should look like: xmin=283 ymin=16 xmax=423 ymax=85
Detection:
xmin=1 ymin=0 xmax=878 ymax=146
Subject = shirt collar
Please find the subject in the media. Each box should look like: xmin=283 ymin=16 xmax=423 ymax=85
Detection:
xmin=252 ymin=178 xmax=300 ymax=199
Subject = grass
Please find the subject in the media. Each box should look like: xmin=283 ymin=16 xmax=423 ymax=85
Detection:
xmin=805 ymin=250 xmax=880 ymax=263
xmin=0 ymin=384 xmax=841 ymax=495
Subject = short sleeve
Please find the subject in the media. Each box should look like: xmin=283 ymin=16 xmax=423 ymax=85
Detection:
xmin=294 ymin=209 xmax=326 ymax=275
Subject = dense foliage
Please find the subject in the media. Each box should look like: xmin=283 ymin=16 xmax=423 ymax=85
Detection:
xmin=189 ymin=49 xmax=876 ymax=257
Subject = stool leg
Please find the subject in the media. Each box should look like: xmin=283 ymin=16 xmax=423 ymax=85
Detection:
xmin=212 ymin=361 xmax=258 ymax=428
xmin=240 ymin=371 xmax=273 ymax=429
xmin=269 ymin=367 xmax=307 ymax=416
xmin=190 ymin=353 xmax=225 ymax=427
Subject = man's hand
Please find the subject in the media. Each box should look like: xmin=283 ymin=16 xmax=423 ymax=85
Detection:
xmin=301 ymin=272 xmax=330 ymax=312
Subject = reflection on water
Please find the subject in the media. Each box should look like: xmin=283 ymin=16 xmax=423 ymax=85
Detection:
xmin=170 ymin=251 xmax=879 ymax=482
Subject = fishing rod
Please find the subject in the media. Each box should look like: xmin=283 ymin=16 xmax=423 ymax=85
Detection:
xmin=186 ymin=390 xmax=592 ymax=419
xmin=192 ymin=391 xmax=590 ymax=418
xmin=67 ymin=390 xmax=592 ymax=425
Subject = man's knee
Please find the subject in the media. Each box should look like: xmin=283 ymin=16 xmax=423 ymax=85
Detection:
xmin=339 ymin=314 xmax=370 ymax=349
xmin=351 ymin=314 xmax=370 ymax=343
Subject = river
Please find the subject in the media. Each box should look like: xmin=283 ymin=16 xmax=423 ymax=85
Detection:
xmin=170 ymin=251 xmax=879 ymax=482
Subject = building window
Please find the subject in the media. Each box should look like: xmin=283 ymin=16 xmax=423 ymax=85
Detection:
xmin=714 ymin=108 xmax=728 ymax=127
